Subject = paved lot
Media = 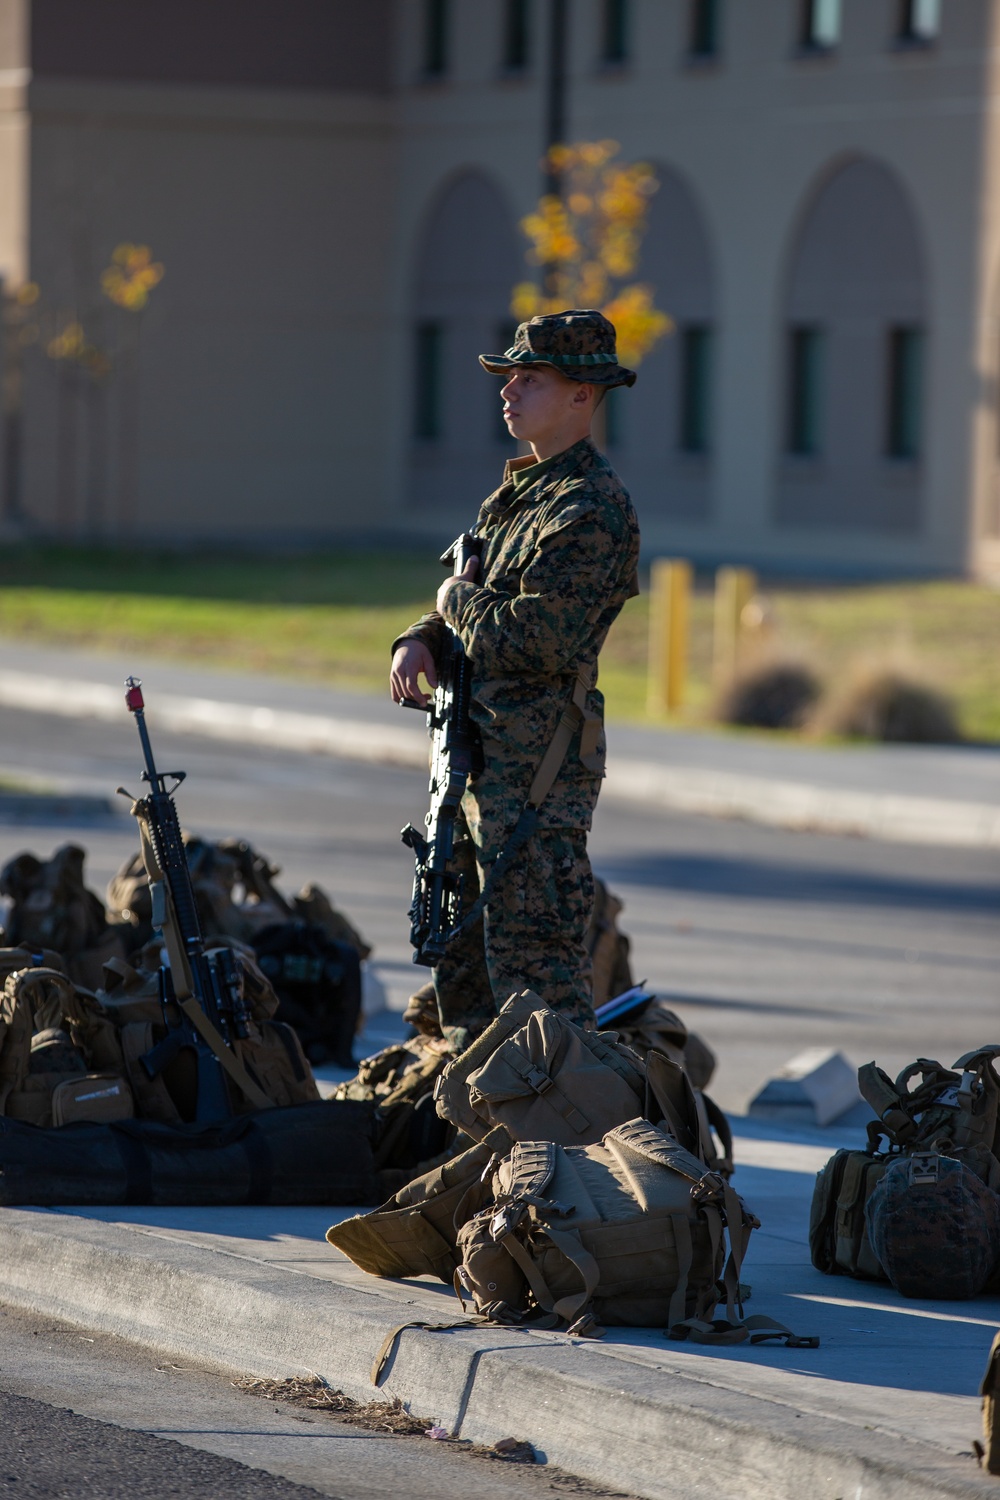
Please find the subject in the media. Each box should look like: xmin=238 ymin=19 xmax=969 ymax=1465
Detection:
xmin=0 ymin=701 xmax=996 ymax=1112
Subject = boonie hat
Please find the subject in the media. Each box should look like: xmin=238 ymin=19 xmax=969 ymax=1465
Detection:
xmin=479 ymin=309 xmax=637 ymax=388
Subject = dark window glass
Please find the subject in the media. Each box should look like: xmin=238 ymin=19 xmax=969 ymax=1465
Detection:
xmin=886 ymin=326 xmax=923 ymax=459
xmin=604 ymin=386 xmax=623 ymax=448
xmin=689 ymin=0 xmax=721 ymax=58
xmin=494 ymin=320 xmax=518 ymax=441
xmin=800 ymin=0 xmax=841 ymax=49
xmin=423 ymin=0 xmax=449 ymax=76
xmin=898 ymin=0 xmax=940 ymax=42
xmin=679 ymin=326 xmax=713 ymax=454
xmin=503 ymin=0 xmax=530 ymax=69
xmin=414 ymin=321 xmax=443 ymax=439
xmin=787 ymin=326 xmax=824 ymax=456
xmin=601 ymin=0 xmax=629 ymax=63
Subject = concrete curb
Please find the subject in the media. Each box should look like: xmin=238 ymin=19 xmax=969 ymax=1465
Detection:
xmin=0 ymin=1207 xmax=992 ymax=1500
xmin=0 ymin=667 xmax=997 ymax=848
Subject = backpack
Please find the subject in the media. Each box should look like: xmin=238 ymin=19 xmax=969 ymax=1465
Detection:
xmin=333 ymin=1034 xmax=455 ymax=1181
xmin=435 ymin=991 xmax=733 ymax=1178
xmin=613 ymin=999 xmax=717 ymax=1093
xmin=811 ymin=1047 xmax=1000 ymax=1297
xmin=0 ymin=845 xmax=128 ymax=988
xmin=251 ymin=921 xmax=362 ymax=1068
xmin=808 ymin=1142 xmax=889 ymax=1280
xmin=0 ymin=966 xmax=133 ymax=1129
xmin=452 ymin=1122 xmax=757 ymax=1337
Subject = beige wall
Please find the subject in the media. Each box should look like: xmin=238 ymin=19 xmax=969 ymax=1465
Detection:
xmin=387 ymin=0 xmax=996 ymax=576
xmin=3 ymin=0 xmax=999 ymax=575
xmin=18 ymin=75 xmax=396 ymax=539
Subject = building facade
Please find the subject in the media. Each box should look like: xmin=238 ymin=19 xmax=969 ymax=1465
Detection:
xmin=1 ymin=0 xmax=999 ymax=577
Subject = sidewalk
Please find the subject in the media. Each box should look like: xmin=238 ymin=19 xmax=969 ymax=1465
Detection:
xmin=0 ymin=1110 xmax=995 ymax=1500
xmin=0 ymin=637 xmax=998 ymax=848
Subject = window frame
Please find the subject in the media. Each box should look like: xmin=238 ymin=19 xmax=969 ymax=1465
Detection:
xmin=885 ymin=325 xmax=924 ymax=461
xmin=420 ymin=0 xmax=449 ymax=79
xmin=786 ymin=325 xmax=826 ymax=458
xmin=414 ymin=320 xmax=445 ymax=441
xmin=599 ymin=0 xmax=630 ymax=67
xmin=688 ymin=0 xmax=722 ymax=61
xmin=678 ymin=324 xmax=714 ymax=456
xmin=896 ymin=0 xmax=941 ymax=47
xmin=501 ymin=0 xmax=531 ymax=73
xmin=798 ymin=0 xmax=842 ymax=54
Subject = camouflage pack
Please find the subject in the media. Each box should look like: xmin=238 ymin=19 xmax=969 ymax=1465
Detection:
xmin=811 ymin=1047 xmax=1000 ymax=1298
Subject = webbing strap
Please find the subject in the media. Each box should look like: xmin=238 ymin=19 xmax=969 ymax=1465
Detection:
xmin=543 ymin=1227 xmax=601 ymax=1324
xmin=371 ymin=1320 xmax=479 ymax=1387
xmin=503 ymin=1055 xmax=590 ymax=1135
xmin=450 ymin=665 xmax=598 ymax=942
xmin=177 ymin=998 xmax=273 ymax=1112
xmin=667 ymin=1213 xmax=694 ymax=1329
xmin=668 ymin=1315 xmax=819 ymax=1348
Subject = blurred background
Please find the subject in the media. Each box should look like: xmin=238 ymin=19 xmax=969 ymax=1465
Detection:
xmin=0 ymin=0 xmax=999 ymax=737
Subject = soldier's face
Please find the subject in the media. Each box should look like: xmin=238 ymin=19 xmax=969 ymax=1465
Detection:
xmin=500 ymin=366 xmax=591 ymax=442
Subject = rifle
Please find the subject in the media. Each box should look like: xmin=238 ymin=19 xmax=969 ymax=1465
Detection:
xmin=119 ymin=677 xmax=272 ymax=1121
xmin=399 ymin=533 xmax=483 ymax=966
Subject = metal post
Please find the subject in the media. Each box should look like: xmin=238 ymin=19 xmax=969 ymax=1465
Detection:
xmin=713 ymin=566 xmax=757 ymax=689
xmin=647 ymin=558 xmax=691 ymax=715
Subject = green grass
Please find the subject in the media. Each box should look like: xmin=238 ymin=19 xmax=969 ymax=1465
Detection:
xmin=0 ymin=548 xmax=997 ymax=740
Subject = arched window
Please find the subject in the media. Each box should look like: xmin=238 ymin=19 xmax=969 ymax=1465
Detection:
xmin=777 ymin=157 xmax=927 ymax=532
xmin=410 ymin=172 xmax=520 ymax=517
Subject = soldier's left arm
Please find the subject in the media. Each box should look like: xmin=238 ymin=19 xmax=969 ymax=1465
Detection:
xmin=438 ymin=490 xmax=634 ymax=676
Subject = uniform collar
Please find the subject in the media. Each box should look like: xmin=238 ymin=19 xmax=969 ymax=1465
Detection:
xmin=485 ymin=437 xmax=597 ymax=516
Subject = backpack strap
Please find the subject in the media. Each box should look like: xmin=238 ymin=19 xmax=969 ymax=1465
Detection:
xmin=494 ymin=1052 xmax=591 ymax=1136
xmin=858 ymin=1062 xmax=918 ymax=1143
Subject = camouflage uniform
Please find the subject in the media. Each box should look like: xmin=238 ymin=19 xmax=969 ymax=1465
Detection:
xmin=396 ymin=311 xmax=641 ymax=1049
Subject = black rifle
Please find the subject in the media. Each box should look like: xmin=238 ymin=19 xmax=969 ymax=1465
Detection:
xmin=399 ymin=533 xmax=483 ymax=966
xmin=120 ymin=677 xmax=272 ymax=1121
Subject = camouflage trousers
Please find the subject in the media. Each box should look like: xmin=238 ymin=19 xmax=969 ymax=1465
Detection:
xmin=432 ymin=816 xmax=596 ymax=1051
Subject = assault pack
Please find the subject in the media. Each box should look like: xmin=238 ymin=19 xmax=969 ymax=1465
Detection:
xmin=329 ymin=994 xmax=815 ymax=1351
xmin=810 ymin=1047 xmax=1000 ymax=1298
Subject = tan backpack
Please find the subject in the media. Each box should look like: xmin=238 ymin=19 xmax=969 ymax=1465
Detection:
xmin=587 ymin=879 xmax=633 ymax=1007
xmin=434 ymin=991 xmax=732 ymax=1177
xmin=0 ymin=967 xmax=133 ymax=1129
xmin=0 ymin=845 xmax=127 ymax=988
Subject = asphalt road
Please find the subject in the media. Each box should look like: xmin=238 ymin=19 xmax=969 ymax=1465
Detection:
xmin=0 ymin=1304 xmax=629 ymax=1500
xmin=0 ymin=703 xmax=998 ymax=1111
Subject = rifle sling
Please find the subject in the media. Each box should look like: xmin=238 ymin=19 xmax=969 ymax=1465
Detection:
xmin=177 ymin=997 xmax=273 ymax=1112
xmin=451 ymin=665 xmax=598 ymax=940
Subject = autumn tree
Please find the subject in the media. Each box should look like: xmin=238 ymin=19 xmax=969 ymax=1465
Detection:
xmin=512 ymin=140 xmax=672 ymax=368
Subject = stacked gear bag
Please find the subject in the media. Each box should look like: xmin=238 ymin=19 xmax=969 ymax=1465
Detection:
xmin=107 ymin=836 xmax=365 ymax=1066
xmin=329 ymin=992 xmax=816 ymax=1353
xmin=810 ymin=1046 xmax=1000 ymax=1299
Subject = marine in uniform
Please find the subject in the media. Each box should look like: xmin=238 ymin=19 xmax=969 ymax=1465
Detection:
xmin=390 ymin=310 xmax=640 ymax=1050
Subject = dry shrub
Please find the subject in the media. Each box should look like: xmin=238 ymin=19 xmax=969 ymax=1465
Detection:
xmin=714 ymin=660 xmax=821 ymax=731
xmin=812 ymin=664 xmax=961 ymax=744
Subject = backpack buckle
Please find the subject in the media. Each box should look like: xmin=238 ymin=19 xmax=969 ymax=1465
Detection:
xmin=909 ymin=1151 xmax=940 ymax=1185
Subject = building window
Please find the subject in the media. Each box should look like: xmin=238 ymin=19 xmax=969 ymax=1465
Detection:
xmin=689 ymin=0 xmax=721 ymax=58
xmin=787 ymin=326 xmax=824 ymax=456
xmin=800 ymin=0 xmax=841 ymax=50
xmin=502 ymin=0 xmax=531 ymax=70
xmin=494 ymin=320 xmax=517 ymax=440
xmin=679 ymin=325 xmax=713 ymax=453
xmin=886 ymin=326 xmax=923 ymax=458
xmin=414 ymin=321 xmax=444 ymax=439
xmin=601 ymin=0 xmax=629 ymax=64
xmin=898 ymin=0 xmax=940 ymax=43
xmin=422 ymin=0 xmax=449 ymax=77
xmin=603 ymin=386 xmax=624 ymax=448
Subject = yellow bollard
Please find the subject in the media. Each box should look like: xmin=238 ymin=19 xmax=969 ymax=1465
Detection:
xmin=713 ymin=566 xmax=757 ymax=689
xmin=647 ymin=558 xmax=691 ymax=715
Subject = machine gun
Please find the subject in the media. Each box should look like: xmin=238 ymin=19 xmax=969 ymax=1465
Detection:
xmin=119 ymin=677 xmax=272 ymax=1121
xmin=399 ymin=533 xmax=483 ymax=966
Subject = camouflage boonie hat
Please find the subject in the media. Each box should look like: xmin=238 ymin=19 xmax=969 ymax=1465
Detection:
xmin=479 ymin=309 xmax=637 ymax=388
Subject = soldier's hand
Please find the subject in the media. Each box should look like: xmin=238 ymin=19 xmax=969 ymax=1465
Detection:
xmin=390 ymin=641 xmax=438 ymax=708
xmin=436 ymin=556 xmax=479 ymax=614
